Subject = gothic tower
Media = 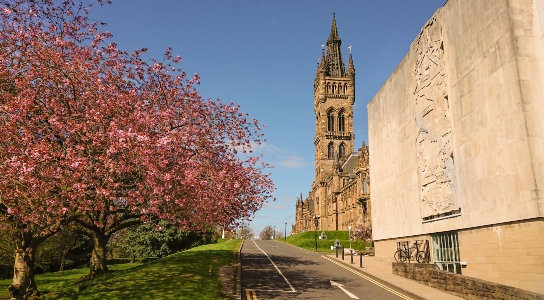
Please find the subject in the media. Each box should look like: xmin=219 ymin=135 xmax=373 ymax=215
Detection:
xmin=311 ymin=13 xmax=355 ymax=229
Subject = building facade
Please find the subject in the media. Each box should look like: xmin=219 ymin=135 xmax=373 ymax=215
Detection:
xmin=368 ymin=0 xmax=544 ymax=294
xmin=294 ymin=15 xmax=370 ymax=234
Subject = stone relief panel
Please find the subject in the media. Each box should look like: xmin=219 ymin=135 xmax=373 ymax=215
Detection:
xmin=412 ymin=17 xmax=457 ymax=220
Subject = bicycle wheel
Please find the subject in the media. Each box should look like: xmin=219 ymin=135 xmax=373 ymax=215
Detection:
xmin=416 ymin=251 xmax=428 ymax=263
xmin=394 ymin=249 xmax=405 ymax=262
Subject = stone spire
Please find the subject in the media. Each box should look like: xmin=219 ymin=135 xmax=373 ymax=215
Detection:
xmin=319 ymin=46 xmax=326 ymax=70
xmin=325 ymin=13 xmax=346 ymax=77
xmin=347 ymin=48 xmax=355 ymax=77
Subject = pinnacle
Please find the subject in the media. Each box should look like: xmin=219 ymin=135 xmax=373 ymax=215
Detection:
xmin=328 ymin=12 xmax=340 ymax=43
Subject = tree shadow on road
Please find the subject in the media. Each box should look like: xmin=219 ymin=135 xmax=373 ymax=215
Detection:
xmin=241 ymin=252 xmax=347 ymax=295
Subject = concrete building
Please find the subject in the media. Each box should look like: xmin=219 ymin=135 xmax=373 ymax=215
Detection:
xmin=368 ymin=0 xmax=544 ymax=293
xmin=294 ymin=15 xmax=370 ymax=234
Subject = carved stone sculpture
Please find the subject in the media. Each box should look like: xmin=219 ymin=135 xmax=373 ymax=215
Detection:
xmin=412 ymin=17 xmax=457 ymax=219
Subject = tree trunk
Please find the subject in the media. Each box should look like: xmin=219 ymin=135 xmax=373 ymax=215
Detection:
xmin=8 ymin=247 xmax=38 ymax=300
xmin=88 ymin=235 xmax=110 ymax=279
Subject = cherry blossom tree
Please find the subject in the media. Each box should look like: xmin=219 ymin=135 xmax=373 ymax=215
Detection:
xmin=351 ymin=225 xmax=373 ymax=243
xmin=0 ymin=0 xmax=274 ymax=297
xmin=0 ymin=1 xmax=112 ymax=297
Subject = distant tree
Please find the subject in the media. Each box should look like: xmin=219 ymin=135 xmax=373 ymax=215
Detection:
xmin=238 ymin=225 xmax=253 ymax=240
xmin=34 ymin=227 xmax=92 ymax=275
xmin=274 ymin=230 xmax=284 ymax=239
xmin=0 ymin=0 xmax=274 ymax=297
xmin=259 ymin=226 xmax=275 ymax=240
xmin=110 ymin=221 xmax=216 ymax=261
xmin=0 ymin=229 xmax=14 ymax=279
xmin=0 ymin=227 xmax=91 ymax=279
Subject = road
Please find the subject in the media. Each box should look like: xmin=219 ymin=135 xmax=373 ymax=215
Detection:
xmin=241 ymin=239 xmax=422 ymax=300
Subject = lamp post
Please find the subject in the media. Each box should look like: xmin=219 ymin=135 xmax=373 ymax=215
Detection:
xmin=273 ymin=226 xmax=276 ymax=239
xmin=314 ymin=216 xmax=319 ymax=251
xmin=284 ymin=222 xmax=287 ymax=241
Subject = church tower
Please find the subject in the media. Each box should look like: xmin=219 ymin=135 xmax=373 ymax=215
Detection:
xmin=310 ymin=13 xmax=355 ymax=230
xmin=313 ymin=13 xmax=355 ymax=183
xmin=294 ymin=14 xmax=365 ymax=233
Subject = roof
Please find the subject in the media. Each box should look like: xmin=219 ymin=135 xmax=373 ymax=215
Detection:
xmin=341 ymin=153 xmax=358 ymax=173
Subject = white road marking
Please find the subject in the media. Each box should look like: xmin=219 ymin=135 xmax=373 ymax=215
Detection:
xmin=323 ymin=256 xmax=414 ymax=300
xmin=252 ymin=240 xmax=297 ymax=293
xmin=331 ymin=280 xmax=359 ymax=299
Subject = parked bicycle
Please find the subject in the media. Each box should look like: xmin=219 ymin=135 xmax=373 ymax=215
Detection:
xmin=394 ymin=240 xmax=429 ymax=263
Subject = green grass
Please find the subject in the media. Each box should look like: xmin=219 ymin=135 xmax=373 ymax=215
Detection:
xmin=0 ymin=239 xmax=241 ymax=299
xmin=283 ymin=231 xmax=368 ymax=252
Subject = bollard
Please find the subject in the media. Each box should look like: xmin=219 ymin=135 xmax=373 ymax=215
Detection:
xmin=360 ymin=253 xmax=363 ymax=267
xmin=350 ymin=250 xmax=353 ymax=264
xmin=336 ymin=246 xmax=338 ymax=258
xmin=342 ymin=246 xmax=344 ymax=260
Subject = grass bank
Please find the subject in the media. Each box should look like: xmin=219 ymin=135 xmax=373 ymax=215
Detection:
xmin=283 ymin=231 xmax=368 ymax=252
xmin=0 ymin=239 xmax=241 ymax=300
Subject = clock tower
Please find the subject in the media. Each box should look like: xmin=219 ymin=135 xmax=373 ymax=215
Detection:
xmin=313 ymin=13 xmax=355 ymax=183
xmin=294 ymin=14 xmax=368 ymax=233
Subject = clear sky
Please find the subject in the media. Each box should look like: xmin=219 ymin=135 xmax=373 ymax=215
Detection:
xmin=89 ymin=0 xmax=446 ymax=236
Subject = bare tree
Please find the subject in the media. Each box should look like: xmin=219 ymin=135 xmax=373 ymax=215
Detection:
xmin=259 ymin=225 xmax=275 ymax=240
xmin=239 ymin=224 xmax=254 ymax=240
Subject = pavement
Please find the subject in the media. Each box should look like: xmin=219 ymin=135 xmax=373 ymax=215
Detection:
xmin=325 ymin=253 xmax=464 ymax=300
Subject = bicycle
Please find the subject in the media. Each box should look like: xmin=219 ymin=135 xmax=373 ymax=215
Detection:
xmin=394 ymin=240 xmax=429 ymax=263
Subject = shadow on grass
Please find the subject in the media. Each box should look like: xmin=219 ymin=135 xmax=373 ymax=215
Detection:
xmin=43 ymin=243 xmax=239 ymax=300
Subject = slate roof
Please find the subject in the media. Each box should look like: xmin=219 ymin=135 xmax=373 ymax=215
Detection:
xmin=341 ymin=153 xmax=358 ymax=174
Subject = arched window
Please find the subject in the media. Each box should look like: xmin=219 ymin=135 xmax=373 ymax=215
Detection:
xmin=327 ymin=109 xmax=335 ymax=131
xmin=338 ymin=110 xmax=345 ymax=132
xmin=332 ymin=83 xmax=336 ymax=94
xmin=338 ymin=83 xmax=343 ymax=94
xmin=326 ymin=83 xmax=330 ymax=94
xmin=363 ymin=178 xmax=368 ymax=194
xmin=344 ymin=84 xmax=348 ymax=94
xmin=339 ymin=143 xmax=346 ymax=158
xmin=328 ymin=142 xmax=334 ymax=159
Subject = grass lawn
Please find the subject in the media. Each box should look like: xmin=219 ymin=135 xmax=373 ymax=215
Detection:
xmin=282 ymin=231 xmax=368 ymax=252
xmin=0 ymin=239 xmax=241 ymax=300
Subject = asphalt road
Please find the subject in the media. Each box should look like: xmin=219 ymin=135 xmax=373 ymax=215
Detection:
xmin=241 ymin=239 xmax=421 ymax=300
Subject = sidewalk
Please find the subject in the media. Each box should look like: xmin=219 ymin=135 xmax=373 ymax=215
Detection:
xmin=325 ymin=253 xmax=464 ymax=300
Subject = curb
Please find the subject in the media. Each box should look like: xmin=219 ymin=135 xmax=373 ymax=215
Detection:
xmin=324 ymin=254 xmax=425 ymax=300
xmin=237 ymin=240 xmax=244 ymax=300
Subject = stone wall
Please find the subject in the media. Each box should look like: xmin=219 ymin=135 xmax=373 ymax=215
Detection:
xmin=368 ymin=0 xmax=544 ymax=242
xmin=392 ymin=262 xmax=544 ymax=300
xmin=459 ymin=219 xmax=544 ymax=294
xmin=376 ymin=219 xmax=544 ymax=293
xmin=368 ymin=0 xmax=544 ymax=292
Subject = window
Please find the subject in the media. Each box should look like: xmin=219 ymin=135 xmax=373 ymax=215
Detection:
xmin=328 ymin=143 xmax=334 ymax=159
xmin=338 ymin=110 xmax=345 ymax=132
xmin=432 ymin=231 xmax=462 ymax=274
xmin=339 ymin=143 xmax=345 ymax=158
xmin=361 ymin=200 xmax=368 ymax=224
xmin=362 ymin=178 xmax=367 ymax=194
xmin=327 ymin=109 xmax=335 ymax=131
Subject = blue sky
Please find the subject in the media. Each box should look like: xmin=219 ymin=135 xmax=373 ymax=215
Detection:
xmin=90 ymin=0 xmax=446 ymax=235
